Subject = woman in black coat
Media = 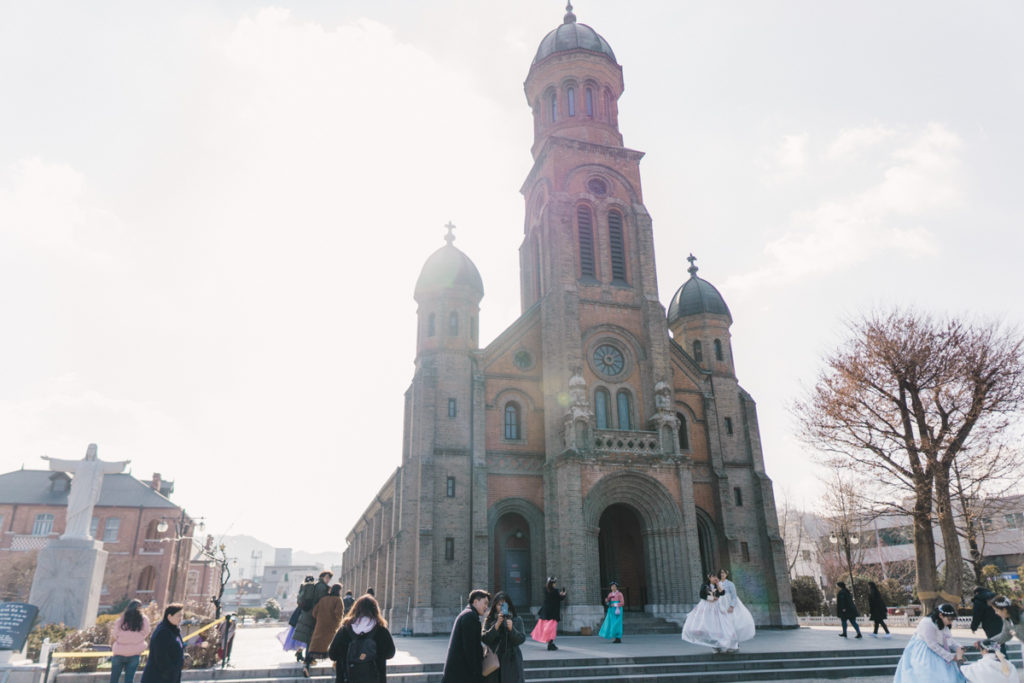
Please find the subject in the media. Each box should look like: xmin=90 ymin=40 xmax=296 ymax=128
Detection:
xmin=482 ymin=592 xmax=527 ymax=683
xmin=140 ymin=604 xmax=185 ymax=683
xmin=328 ymin=594 xmax=396 ymax=683
xmin=867 ymin=581 xmax=890 ymax=637
xmin=530 ymin=577 xmax=567 ymax=651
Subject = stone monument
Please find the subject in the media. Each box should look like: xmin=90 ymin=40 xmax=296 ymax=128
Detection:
xmin=28 ymin=444 xmax=129 ymax=629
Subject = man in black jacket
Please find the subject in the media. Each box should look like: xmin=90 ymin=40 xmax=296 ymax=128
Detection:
xmin=441 ymin=589 xmax=490 ymax=683
xmin=836 ymin=582 xmax=862 ymax=638
xmin=971 ymin=586 xmax=1004 ymax=645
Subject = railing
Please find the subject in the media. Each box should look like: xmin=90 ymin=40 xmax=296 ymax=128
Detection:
xmin=593 ymin=429 xmax=661 ymax=456
xmin=798 ymin=614 xmax=974 ymax=629
xmin=8 ymin=534 xmax=52 ymax=551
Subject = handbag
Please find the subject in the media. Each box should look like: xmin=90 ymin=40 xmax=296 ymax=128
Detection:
xmin=482 ymin=644 xmax=500 ymax=677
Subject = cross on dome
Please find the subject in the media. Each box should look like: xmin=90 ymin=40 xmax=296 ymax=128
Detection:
xmin=687 ymin=253 xmax=699 ymax=278
xmin=444 ymin=221 xmax=456 ymax=245
xmin=564 ymin=1 xmax=576 ymax=24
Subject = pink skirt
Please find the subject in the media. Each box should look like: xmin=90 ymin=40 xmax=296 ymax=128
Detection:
xmin=531 ymin=618 xmax=558 ymax=643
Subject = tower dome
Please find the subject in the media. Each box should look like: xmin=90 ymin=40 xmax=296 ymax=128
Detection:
xmin=532 ymin=2 xmax=617 ymax=66
xmin=414 ymin=223 xmax=484 ymax=301
xmin=667 ymin=254 xmax=732 ymax=324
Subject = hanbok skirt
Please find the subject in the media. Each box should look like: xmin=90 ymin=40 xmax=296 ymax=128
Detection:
xmin=962 ymin=652 xmax=1022 ymax=683
xmin=681 ymin=600 xmax=738 ymax=651
xmin=598 ymin=604 xmax=623 ymax=640
xmin=893 ymin=636 xmax=966 ymax=683
xmin=277 ymin=626 xmax=306 ymax=651
xmin=729 ymin=596 xmax=756 ymax=643
xmin=531 ymin=619 xmax=558 ymax=643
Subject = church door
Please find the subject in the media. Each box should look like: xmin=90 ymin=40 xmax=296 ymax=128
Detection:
xmin=504 ymin=548 xmax=530 ymax=608
xmin=597 ymin=503 xmax=647 ymax=610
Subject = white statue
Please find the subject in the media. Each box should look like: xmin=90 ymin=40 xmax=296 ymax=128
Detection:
xmin=42 ymin=444 xmax=130 ymax=541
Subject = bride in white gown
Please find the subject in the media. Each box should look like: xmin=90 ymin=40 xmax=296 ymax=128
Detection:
xmin=719 ymin=569 xmax=756 ymax=645
xmin=682 ymin=573 xmax=738 ymax=653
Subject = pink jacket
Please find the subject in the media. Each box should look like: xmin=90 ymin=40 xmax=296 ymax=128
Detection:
xmin=110 ymin=614 xmax=152 ymax=657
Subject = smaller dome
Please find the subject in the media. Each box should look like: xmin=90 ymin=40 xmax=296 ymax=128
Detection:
xmin=532 ymin=3 xmax=617 ymax=66
xmin=667 ymin=255 xmax=732 ymax=324
xmin=414 ymin=225 xmax=484 ymax=300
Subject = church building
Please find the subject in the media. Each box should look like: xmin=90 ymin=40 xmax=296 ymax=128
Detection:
xmin=340 ymin=6 xmax=796 ymax=634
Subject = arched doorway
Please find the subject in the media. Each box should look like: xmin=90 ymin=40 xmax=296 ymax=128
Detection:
xmin=493 ymin=512 xmax=531 ymax=609
xmin=598 ymin=503 xmax=647 ymax=610
xmin=696 ymin=508 xmax=717 ymax=580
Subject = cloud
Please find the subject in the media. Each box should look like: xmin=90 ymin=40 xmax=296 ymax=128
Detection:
xmin=729 ymin=123 xmax=963 ymax=291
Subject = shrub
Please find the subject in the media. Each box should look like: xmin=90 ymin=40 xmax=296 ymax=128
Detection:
xmin=265 ymin=598 xmax=281 ymax=620
xmin=25 ymin=623 xmax=74 ymax=662
xmin=791 ymin=576 xmax=825 ymax=615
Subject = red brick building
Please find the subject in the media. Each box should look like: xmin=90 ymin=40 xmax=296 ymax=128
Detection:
xmin=0 ymin=469 xmax=212 ymax=613
xmin=341 ymin=7 xmax=795 ymax=634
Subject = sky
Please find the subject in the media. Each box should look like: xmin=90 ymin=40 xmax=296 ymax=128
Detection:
xmin=1 ymin=1 xmax=1022 ymax=556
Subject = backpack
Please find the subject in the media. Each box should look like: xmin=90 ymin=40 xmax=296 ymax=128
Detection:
xmin=346 ymin=629 xmax=378 ymax=683
xmin=299 ymin=584 xmax=316 ymax=611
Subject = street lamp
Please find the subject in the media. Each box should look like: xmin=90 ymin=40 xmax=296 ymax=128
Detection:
xmin=154 ymin=510 xmax=205 ymax=603
xmin=830 ymin=529 xmax=861 ymax=602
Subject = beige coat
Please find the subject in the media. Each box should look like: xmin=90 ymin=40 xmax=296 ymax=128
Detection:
xmin=309 ymin=595 xmax=346 ymax=653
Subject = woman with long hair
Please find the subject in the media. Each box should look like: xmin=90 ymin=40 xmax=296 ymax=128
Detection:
xmin=867 ymin=581 xmax=891 ymax=638
xmin=109 ymin=600 xmax=151 ymax=683
xmin=327 ymin=594 xmax=396 ymax=683
xmin=140 ymin=604 xmax=185 ymax=683
xmin=682 ymin=573 xmax=737 ymax=653
xmin=893 ymin=603 xmax=965 ymax=682
xmin=530 ymin=577 xmax=567 ymax=651
xmin=598 ymin=581 xmax=624 ymax=643
xmin=482 ymin=591 xmax=527 ymax=683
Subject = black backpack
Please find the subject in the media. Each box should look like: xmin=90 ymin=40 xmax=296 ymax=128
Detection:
xmin=346 ymin=629 xmax=378 ymax=683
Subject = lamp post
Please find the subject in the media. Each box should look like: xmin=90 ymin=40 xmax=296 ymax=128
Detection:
xmin=830 ymin=528 xmax=860 ymax=602
xmin=156 ymin=509 xmax=205 ymax=603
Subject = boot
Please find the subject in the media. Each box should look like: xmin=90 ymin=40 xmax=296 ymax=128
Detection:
xmin=547 ymin=641 xmax=558 ymax=651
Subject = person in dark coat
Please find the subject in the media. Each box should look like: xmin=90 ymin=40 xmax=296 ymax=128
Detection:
xmin=140 ymin=604 xmax=185 ymax=683
xmin=972 ymin=586 xmax=1004 ymax=640
xmin=441 ymin=589 xmax=490 ymax=683
xmin=304 ymin=584 xmax=347 ymax=676
xmin=482 ymin=591 xmax=527 ymax=683
xmin=294 ymin=571 xmax=333 ymax=655
xmin=867 ymin=581 xmax=890 ymax=637
xmin=328 ymin=594 xmax=395 ymax=683
xmin=836 ymin=582 xmax=862 ymax=638
xmin=530 ymin=577 xmax=567 ymax=650
xmin=343 ymin=590 xmax=355 ymax=615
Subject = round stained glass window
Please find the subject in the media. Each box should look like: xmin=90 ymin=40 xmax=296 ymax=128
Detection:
xmin=514 ymin=350 xmax=533 ymax=370
xmin=587 ymin=178 xmax=608 ymax=196
xmin=592 ymin=344 xmax=625 ymax=376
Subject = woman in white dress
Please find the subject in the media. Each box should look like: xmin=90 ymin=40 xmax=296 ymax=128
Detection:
xmin=893 ymin=603 xmax=966 ymax=683
xmin=718 ymin=569 xmax=756 ymax=646
xmin=682 ymin=573 xmax=738 ymax=653
xmin=963 ymin=596 xmax=1024 ymax=682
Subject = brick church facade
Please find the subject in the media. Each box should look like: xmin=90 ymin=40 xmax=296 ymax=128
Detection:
xmin=340 ymin=7 xmax=796 ymax=634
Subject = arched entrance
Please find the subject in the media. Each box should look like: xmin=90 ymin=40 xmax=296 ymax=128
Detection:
xmin=493 ymin=512 xmax=531 ymax=609
xmin=598 ymin=503 xmax=647 ymax=610
xmin=695 ymin=507 xmax=718 ymax=580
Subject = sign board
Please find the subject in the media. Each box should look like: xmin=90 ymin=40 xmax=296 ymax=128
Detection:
xmin=1001 ymin=573 xmax=1020 ymax=581
xmin=0 ymin=602 xmax=38 ymax=651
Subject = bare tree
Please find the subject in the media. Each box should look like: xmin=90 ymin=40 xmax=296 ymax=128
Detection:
xmin=795 ymin=310 xmax=1024 ymax=610
xmin=778 ymin=491 xmax=809 ymax=575
xmin=818 ymin=466 xmax=869 ymax=599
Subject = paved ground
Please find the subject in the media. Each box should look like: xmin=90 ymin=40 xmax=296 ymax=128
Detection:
xmin=227 ymin=621 xmax=1019 ymax=682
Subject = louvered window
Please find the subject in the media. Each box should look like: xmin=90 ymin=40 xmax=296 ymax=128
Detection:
xmin=608 ymin=210 xmax=626 ymax=282
xmin=567 ymin=87 xmax=576 ymax=116
xmin=577 ymin=206 xmax=596 ymax=279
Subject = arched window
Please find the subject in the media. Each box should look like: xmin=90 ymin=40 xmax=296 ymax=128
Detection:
xmin=550 ymin=92 xmax=558 ymax=122
xmin=449 ymin=311 xmax=459 ymax=336
xmin=608 ymin=210 xmax=626 ymax=282
xmin=714 ymin=339 xmax=724 ymax=361
xmin=585 ymin=88 xmax=594 ymax=117
xmin=504 ymin=402 xmax=520 ymax=440
xmin=567 ymin=87 xmax=576 ymax=117
xmin=677 ymin=413 xmax=690 ymax=450
xmin=428 ymin=313 xmax=435 ymax=337
xmin=616 ymin=390 xmax=632 ymax=430
xmin=577 ymin=205 xmax=595 ymax=279
xmin=137 ymin=566 xmax=156 ymax=592
xmin=693 ymin=340 xmax=703 ymax=362
xmin=595 ymin=388 xmax=611 ymax=429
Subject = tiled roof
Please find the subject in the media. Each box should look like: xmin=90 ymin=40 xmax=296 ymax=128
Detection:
xmin=0 ymin=470 xmax=178 ymax=509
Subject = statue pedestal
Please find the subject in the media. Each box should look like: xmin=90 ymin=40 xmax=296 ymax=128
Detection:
xmin=28 ymin=538 xmax=107 ymax=629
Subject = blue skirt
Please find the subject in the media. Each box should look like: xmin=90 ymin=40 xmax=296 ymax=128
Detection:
xmin=599 ymin=604 xmax=623 ymax=639
xmin=893 ymin=636 xmax=966 ymax=683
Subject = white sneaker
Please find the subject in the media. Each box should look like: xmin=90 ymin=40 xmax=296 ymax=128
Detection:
xmin=882 ymin=634 xmax=892 ymax=639
xmin=869 ymin=633 xmax=878 ymax=638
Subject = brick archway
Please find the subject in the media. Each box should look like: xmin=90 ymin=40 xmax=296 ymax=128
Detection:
xmin=583 ymin=471 xmax=688 ymax=608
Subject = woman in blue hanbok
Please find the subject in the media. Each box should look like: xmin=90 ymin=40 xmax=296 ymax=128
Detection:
xmin=893 ymin=603 xmax=966 ymax=683
xmin=718 ymin=569 xmax=756 ymax=646
xmin=598 ymin=581 xmax=625 ymax=643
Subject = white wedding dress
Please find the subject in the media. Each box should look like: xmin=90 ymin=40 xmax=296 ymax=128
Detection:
xmin=682 ymin=585 xmax=738 ymax=651
xmin=720 ymin=578 xmax=756 ymax=643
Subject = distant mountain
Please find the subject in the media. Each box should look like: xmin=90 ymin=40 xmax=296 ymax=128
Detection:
xmin=209 ymin=533 xmax=342 ymax=579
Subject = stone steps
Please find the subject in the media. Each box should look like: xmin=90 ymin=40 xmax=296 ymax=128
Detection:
xmin=56 ymin=645 xmax=1024 ymax=683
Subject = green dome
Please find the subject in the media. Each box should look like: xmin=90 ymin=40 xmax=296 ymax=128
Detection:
xmin=667 ymin=256 xmax=732 ymax=324
xmin=414 ymin=235 xmax=484 ymax=301
xmin=532 ymin=3 xmax=617 ymax=66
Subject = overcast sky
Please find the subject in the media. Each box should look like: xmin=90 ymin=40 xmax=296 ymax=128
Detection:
xmin=1 ymin=1 xmax=1021 ymax=556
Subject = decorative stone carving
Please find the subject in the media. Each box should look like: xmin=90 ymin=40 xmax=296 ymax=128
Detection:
xmin=42 ymin=444 xmax=129 ymax=541
xmin=562 ymin=369 xmax=594 ymax=452
xmin=650 ymin=379 xmax=681 ymax=454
